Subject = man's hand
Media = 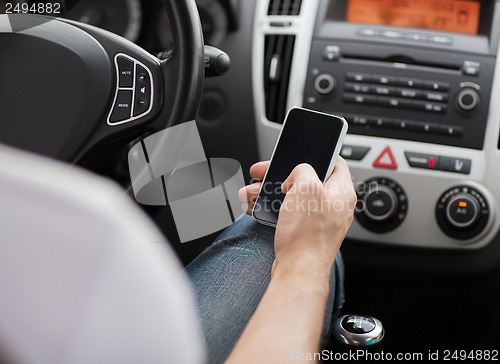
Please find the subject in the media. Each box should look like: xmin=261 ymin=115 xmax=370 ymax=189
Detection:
xmin=275 ymin=158 xmax=356 ymax=279
xmin=239 ymin=158 xmax=356 ymax=277
xmin=228 ymin=158 xmax=356 ymax=364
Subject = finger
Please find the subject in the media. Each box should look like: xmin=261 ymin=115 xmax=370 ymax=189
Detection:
xmin=238 ymin=186 xmax=250 ymax=214
xmin=325 ymin=157 xmax=352 ymax=189
xmin=281 ymin=163 xmax=320 ymax=193
xmin=325 ymin=157 xmax=351 ymax=184
xmin=249 ymin=161 xmax=270 ymax=181
xmin=238 ymin=183 xmax=262 ymax=214
xmin=238 ymin=183 xmax=261 ymax=203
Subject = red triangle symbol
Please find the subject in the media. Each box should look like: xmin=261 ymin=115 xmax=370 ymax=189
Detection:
xmin=373 ymin=146 xmax=398 ymax=169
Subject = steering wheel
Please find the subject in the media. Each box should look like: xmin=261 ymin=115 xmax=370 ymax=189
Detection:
xmin=0 ymin=0 xmax=204 ymax=165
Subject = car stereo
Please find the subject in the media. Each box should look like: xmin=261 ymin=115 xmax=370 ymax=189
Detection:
xmin=303 ymin=0 xmax=500 ymax=150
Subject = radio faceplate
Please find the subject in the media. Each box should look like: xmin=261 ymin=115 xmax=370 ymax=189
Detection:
xmin=303 ymin=40 xmax=495 ymax=150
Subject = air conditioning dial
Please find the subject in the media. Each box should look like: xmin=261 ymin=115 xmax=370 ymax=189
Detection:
xmin=355 ymin=178 xmax=408 ymax=233
xmin=436 ymin=186 xmax=490 ymax=240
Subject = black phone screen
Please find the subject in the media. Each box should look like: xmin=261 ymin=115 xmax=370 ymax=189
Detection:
xmin=253 ymin=108 xmax=346 ymax=226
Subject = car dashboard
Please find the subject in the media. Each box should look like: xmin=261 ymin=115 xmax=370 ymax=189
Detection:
xmin=20 ymin=0 xmax=500 ymax=350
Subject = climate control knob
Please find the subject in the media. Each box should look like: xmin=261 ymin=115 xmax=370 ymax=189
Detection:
xmin=436 ymin=186 xmax=490 ymax=240
xmin=355 ymin=178 xmax=408 ymax=233
xmin=364 ymin=185 xmax=398 ymax=223
xmin=445 ymin=193 xmax=480 ymax=229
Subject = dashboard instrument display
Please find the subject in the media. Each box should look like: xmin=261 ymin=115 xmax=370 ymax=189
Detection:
xmin=158 ymin=0 xmax=228 ymax=51
xmin=346 ymin=0 xmax=481 ymax=35
xmin=63 ymin=0 xmax=142 ymax=42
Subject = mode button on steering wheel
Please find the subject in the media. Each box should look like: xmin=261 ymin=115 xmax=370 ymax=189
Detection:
xmin=109 ymin=90 xmax=133 ymax=123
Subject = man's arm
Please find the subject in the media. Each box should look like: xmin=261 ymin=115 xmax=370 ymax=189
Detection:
xmin=228 ymin=158 xmax=356 ymax=363
xmin=225 ymin=260 xmax=330 ymax=363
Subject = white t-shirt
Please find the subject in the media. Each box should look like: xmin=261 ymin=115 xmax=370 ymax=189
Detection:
xmin=0 ymin=145 xmax=205 ymax=364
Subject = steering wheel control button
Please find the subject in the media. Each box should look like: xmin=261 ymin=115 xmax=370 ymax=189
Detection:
xmin=436 ymin=186 xmax=490 ymax=241
xmin=108 ymin=54 xmax=154 ymax=126
xmin=110 ymin=90 xmax=133 ymax=123
xmin=373 ymin=146 xmax=397 ymax=170
xmin=334 ymin=315 xmax=384 ymax=347
xmin=117 ymin=56 xmax=135 ymax=88
xmin=340 ymin=145 xmax=370 ymax=161
xmin=133 ymin=65 xmax=152 ymax=117
xmin=356 ymin=178 xmax=408 ymax=233
xmin=137 ymin=97 xmax=148 ymax=107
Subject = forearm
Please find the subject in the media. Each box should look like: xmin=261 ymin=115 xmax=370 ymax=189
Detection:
xmin=225 ymin=265 xmax=331 ymax=364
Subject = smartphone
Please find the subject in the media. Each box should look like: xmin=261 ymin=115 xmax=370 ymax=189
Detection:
xmin=252 ymin=107 xmax=348 ymax=227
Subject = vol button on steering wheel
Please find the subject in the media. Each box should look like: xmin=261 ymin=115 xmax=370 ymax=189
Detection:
xmin=0 ymin=0 xmax=204 ymax=165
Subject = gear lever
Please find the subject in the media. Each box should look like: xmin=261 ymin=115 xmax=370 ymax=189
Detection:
xmin=333 ymin=314 xmax=385 ymax=347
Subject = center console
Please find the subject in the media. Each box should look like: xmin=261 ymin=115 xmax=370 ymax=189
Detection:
xmin=253 ymin=0 xmax=500 ymax=249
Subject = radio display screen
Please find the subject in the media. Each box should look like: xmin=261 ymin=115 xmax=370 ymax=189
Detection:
xmin=346 ymin=0 xmax=481 ymax=35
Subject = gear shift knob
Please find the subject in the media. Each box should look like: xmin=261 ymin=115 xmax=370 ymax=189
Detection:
xmin=333 ymin=315 xmax=385 ymax=347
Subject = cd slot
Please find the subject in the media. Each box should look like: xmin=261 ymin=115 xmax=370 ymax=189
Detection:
xmin=340 ymin=54 xmax=462 ymax=74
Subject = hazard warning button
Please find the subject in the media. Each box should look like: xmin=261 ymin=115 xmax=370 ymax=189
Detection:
xmin=373 ymin=147 xmax=398 ymax=170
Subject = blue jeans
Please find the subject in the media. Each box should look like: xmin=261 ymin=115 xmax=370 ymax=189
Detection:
xmin=186 ymin=215 xmax=345 ymax=364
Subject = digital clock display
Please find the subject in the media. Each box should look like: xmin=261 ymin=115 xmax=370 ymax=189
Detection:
xmin=346 ymin=0 xmax=481 ymax=35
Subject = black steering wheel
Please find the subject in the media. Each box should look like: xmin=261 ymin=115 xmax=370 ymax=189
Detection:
xmin=0 ymin=0 xmax=204 ymax=165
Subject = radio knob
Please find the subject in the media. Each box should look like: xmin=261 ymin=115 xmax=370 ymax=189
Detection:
xmin=456 ymin=88 xmax=480 ymax=113
xmin=436 ymin=186 xmax=490 ymax=241
xmin=355 ymin=178 xmax=408 ymax=233
xmin=314 ymin=73 xmax=336 ymax=95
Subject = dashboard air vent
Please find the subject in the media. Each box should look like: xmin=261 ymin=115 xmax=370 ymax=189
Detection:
xmin=264 ymin=34 xmax=296 ymax=124
xmin=267 ymin=0 xmax=303 ymax=16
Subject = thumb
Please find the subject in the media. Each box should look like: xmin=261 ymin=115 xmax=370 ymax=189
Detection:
xmin=281 ymin=164 xmax=320 ymax=193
